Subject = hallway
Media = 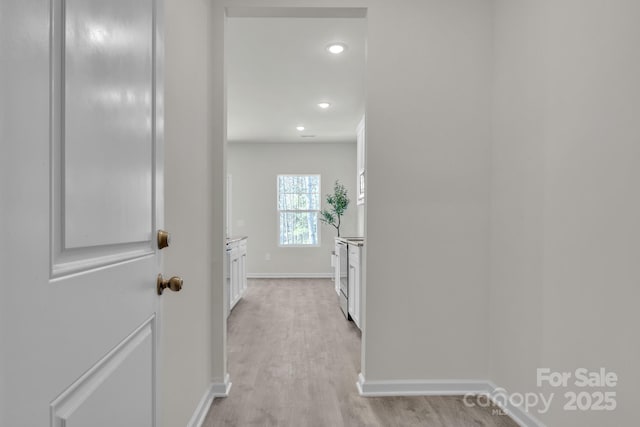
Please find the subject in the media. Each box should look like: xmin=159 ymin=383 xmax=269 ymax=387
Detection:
xmin=203 ymin=279 xmax=517 ymax=427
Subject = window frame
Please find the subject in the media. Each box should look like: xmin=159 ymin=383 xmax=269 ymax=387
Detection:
xmin=276 ymin=174 xmax=322 ymax=248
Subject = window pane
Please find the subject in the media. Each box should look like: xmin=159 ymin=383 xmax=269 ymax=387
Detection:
xmin=278 ymin=193 xmax=314 ymax=210
xmin=277 ymin=175 xmax=320 ymax=211
xmin=279 ymin=212 xmax=318 ymax=246
xmin=277 ymin=175 xmax=320 ymax=246
xmin=308 ymin=191 xmax=320 ymax=210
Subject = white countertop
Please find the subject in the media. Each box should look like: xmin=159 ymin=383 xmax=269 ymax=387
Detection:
xmin=226 ymin=236 xmax=248 ymax=244
xmin=335 ymin=236 xmax=364 ymax=246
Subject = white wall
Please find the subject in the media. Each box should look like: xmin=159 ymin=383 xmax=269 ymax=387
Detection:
xmin=163 ymin=0 xmax=219 ymax=426
xmin=363 ymin=0 xmax=493 ymax=381
xmin=228 ymin=142 xmax=358 ymax=276
xmin=490 ymin=0 xmax=545 ymax=416
xmin=164 ymin=1 xmax=640 ymax=425
xmin=491 ymin=1 xmax=640 ymax=425
xmin=356 ymin=204 xmax=365 ymax=237
xmin=211 ymin=0 xmax=493 ymax=389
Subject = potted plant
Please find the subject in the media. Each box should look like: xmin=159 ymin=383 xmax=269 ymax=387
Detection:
xmin=319 ymin=180 xmax=350 ymax=237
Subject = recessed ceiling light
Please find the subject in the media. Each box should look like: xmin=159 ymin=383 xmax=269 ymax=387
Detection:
xmin=317 ymin=102 xmax=331 ymax=109
xmin=296 ymin=126 xmax=305 ymax=131
xmin=326 ymin=43 xmax=347 ymax=54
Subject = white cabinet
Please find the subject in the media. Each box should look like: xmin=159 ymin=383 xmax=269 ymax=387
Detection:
xmin=226 ymin=237 xmax=248 ymax=316
xmin=348 ymin=244 xmax=362 ymax=329
xmin=239 ymin=239 xmax=247 ymax=296
xmin=229 ymin=246 xmax=240 ymax=309
xmin=333 ymin=240 xmax=341 ymax=295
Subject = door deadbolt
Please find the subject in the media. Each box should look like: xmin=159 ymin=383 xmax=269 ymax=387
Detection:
xmin=157 ymin=274 xmax=183 ymax=295
xmin=157 ymin=230 xmax=170 ymax=249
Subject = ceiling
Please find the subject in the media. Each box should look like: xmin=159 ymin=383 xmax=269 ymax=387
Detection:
xmin=226 ymin=17 xmax=366 ymax=144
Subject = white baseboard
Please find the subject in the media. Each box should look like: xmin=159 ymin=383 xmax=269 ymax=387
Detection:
xmin=356 ymin=374 xmax=545 ymax=427
xmin=211 ymin=374 xmax=232 ymax=397
xmin=356 ymin=373 xmax=491 ymax=396
xmin=186 ymin=374 xmax=232 ymax=427
xmin=486 ymin=381 xmax=546 ymax=427
xmin=247 ymin=273 xmax=333 ymax=279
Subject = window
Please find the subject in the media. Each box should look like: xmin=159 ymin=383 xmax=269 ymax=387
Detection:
xmin=277 ymin=175 xmax=321 ymax=246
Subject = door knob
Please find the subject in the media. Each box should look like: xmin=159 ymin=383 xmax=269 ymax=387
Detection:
xmin=157 ymin=274 xmax=183 ymax=295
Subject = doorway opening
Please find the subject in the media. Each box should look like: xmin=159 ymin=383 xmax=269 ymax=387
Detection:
xmin=221 ymin=6 xmax=368 ymax=409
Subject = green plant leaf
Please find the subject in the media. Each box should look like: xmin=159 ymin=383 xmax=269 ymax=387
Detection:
xmin=318 ymin=179 xmax=350 ymax=235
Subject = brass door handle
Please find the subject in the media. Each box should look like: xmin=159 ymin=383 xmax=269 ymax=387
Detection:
xmin=157 ymin=274 xmax=183 ymax=295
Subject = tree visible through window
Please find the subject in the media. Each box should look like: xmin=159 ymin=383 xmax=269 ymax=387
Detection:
xmin=277 ymin=175 xmax=320 ymax=246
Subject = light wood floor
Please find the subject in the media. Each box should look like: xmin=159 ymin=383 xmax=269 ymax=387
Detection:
xmin=202 ymin=278 xmax=517 ymax=427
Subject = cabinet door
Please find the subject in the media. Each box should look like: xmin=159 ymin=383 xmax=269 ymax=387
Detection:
xmin=240 ymin=252 xmax=247 ymax=295
xmin=348 ymin=245 xmax=362 ymax=328
xmin=230 ymin=257 xmax=236 ymax=308
xmin=234 ymin=256 xmax=240 ymax=302
xmin=353 ymin=261 xmax=360 ymax=328
xmin=229 ymin=247 xmax=240 ymax=310
xmin=334 ymin=242 xmax=341 ymax=295
xmin=226 ymin=250 xmax=232 ymax=316
xmin=348 ymin=264 xmax=356 ymax=317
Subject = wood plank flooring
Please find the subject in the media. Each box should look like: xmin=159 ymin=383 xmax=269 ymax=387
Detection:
xmin=202 ymin=278 xmax=518 ymax=427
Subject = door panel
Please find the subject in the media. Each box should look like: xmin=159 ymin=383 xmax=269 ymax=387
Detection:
xmin=51 ymin=0 xmax=157 ymax=279
xmin=51 ymin=317 xmax=155 ymax=427
xmin=63 ymin=0 xmax=154 ymax=249
xmin=0 ymin=0 xmax=164 ymax=425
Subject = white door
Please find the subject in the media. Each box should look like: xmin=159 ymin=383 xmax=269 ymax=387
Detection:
xmin=1 ymin=0 xmax=167 ymax=426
